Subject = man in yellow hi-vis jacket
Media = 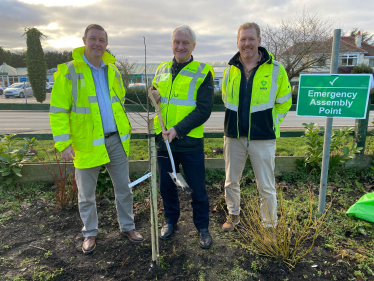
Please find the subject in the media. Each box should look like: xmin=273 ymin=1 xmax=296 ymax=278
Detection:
xmin=221 ymin=22 xmax=292 ymax=233
xmin=150 ymin=25 xmax=214 ymax=249
xmin=49 ymin=24 xmax=144 ymax=254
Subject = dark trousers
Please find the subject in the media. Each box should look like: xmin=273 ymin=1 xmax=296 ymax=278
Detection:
xmin=157 ymin=149 xmax=209 ymax=230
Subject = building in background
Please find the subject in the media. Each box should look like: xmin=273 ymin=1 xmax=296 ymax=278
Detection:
xmin=0 ymin=62 xmax=56 ymax=88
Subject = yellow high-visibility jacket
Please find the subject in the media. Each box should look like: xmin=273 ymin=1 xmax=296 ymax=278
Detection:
xmin=152 ymin=60 xmax=214 ymax=138
xmin=49 ymin=46 xmax=131 ymax=169
xmin=222 ymin=49 xmax=291 ymax=139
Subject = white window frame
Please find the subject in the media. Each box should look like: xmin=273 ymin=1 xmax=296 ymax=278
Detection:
xmin=340 ymin=54 xmax=359 ymax=66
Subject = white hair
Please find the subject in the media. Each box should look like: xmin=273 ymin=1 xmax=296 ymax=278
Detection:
xmin=171 ymin=25 xmax=196 ymax=44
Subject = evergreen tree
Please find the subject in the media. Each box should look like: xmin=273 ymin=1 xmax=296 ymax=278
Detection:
xmin=23 ymin=28 xmax=47 ymax=103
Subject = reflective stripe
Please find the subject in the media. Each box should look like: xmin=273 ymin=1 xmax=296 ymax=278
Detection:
xmin=278 ymin=112 xmax=287 ymax=119
xmin=121 ymin=96 xmax=126 ymax=102
xmin=89 ymin=96 xmax=98 ymax=103
xmin=71 ymin=105 xmax=91 ymax=114
xmin=50 ymin=106 xmax=70 ymax=113
xmin=65 ymin=61 xmax=84 ymax=106
xmin=160 ymin=96 xmax=168 ymax=104
xmin=169 ymin=99 xmax=196 ymax=106
xmin=54 ymin=134 xmax=70 ymax=142
xmin=109 ymin=63 xmax=123 ymax=89
xmin=223 ymin=66 xmax=230 ymax=91
xmin=120 ymin=133 xmax=130 ymax=142
xmin=112 ymin=96 xmax=121 ymax=103
xmin=93 ymin=137 xmax=105 ymax=146
xmin=225 ymin=101 xmax=238 ymax=112
xmin=179 ymin=63 xmax=207 ymax=102
xmin=274 ymin=117 xmax=279 ymax=125
xmin=155 ymin=63 xmax=172 ymax=85
xmin=251 ymin=61 xmax=280 ymax=113
xmin=275 ymin=91 xmax=292 ymax=104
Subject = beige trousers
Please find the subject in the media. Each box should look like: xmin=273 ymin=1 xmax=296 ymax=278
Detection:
xmin=75 ymin=132 xmax=135 ymax=237
xmin=224 ymin=136 xmax=277 ymax=227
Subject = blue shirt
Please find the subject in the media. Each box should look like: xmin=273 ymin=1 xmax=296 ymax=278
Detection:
xmin=83 ymin=54 xmax=117 ymax=134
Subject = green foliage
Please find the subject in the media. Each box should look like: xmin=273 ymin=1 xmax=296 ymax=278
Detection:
xmin=213 ymin=91 xmax=224 ymax=104
xmin=23 ymin=27 xmax=47 ymax=103
xmin=44 ymin=50 xmax=72 ymax=69
xmin=0 ymin=134 xmax=35 ymax=190
xmin=351 ymin=63 xmax=374 ymax=75
xmin=124 ymin=87 xmax=147 ymax=104
xmin=96 ymin=166 xmax=112 ymax=196
xmin=292 ymin=89 xmax=298 ymax=104
xmin=0 ymin=47 xmax=26 ymax=67
xmin=297 ymin=123 xmax=363 ymax=174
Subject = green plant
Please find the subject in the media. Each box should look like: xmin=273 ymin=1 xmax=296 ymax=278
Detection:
xmin=297 ymin=123 xmax=362 ymax=174
xmin=0 ymin=134 xmax=35 ymax=190
xmin=23 ymin=27 xmax=47 ymax=103
xmin=96 ymin=166 xmax=112 ymax=196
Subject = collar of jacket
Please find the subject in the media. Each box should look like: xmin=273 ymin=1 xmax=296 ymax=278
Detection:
xmin=172 ymin=55 xmax=194 ymax=80
xmin=72 ymin=46 xmax=116 ymax=64
xmin=228 ymin=46 xmax=273 ymax=67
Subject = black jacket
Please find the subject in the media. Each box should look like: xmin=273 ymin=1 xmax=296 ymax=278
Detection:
xmin=155 ymin=56 xmax=214 ymax=152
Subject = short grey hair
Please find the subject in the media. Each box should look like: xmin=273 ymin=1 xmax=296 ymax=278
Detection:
xmin=171 ymin=25 xmax=196 ymax=44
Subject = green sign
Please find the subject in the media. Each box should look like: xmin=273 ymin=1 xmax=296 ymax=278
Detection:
xmin=0 ymin=72 xmax=8 ymax=75
xmin=296 ymin=74 xmax=372 ymax=119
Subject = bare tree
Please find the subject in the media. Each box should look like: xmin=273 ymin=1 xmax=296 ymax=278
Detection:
xmin=262 ymin=9 xmax=334 ymax=80
xmin=349 ymin=28 xmax=374 ymax=45
xmin=115 ymin=56 xmax=136 ymax=89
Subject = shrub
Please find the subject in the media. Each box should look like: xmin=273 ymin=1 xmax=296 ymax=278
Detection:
xmin=297 ymin=123 xmax=362 ymax=174
xmin=232 ymin=188 xmax=331 ymax=268
xmin=23 ymin=27 xmax=47 ymax=103
xmin=351 ymin=63 xmax=374 ymax=74
xmin=0 ymin=134 xmax=35 ymax=190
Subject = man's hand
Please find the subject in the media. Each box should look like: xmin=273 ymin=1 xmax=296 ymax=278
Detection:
xmin=61 ymin=145 xmax=75 ymax=161
xmin=150 ymin=87 xmax=161 ymax=103
xmin=163 ymin=127 xmax=178 ymax=143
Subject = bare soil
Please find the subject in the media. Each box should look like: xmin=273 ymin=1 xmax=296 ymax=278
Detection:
xmin=0 ymin=179 xmax=371 ymax=281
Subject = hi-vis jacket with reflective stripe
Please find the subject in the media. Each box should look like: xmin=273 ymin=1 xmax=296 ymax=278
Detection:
xmin=222 ymin=50 xmax=291 ymax=140
xmin=152 ymin=60 xmax=214 ymax=138
xmin=49 ymin=46 xmax=131 ymax=169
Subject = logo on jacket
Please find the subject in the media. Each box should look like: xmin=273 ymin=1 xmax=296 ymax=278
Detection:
xmin=260 ymin=80 xmax=268 ymax=90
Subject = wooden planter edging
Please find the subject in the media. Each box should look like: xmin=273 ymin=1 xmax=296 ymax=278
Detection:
xmin=19 ymin=155 xmax=373 ymax=184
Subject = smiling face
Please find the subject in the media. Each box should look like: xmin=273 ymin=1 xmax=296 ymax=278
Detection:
xmin=82 ymin=28 xmax=108 ymax=61
xmin=237 ymin=28 xmax=261 ymax=60
xmin=172 ymin=30 xmax=196 ymax=63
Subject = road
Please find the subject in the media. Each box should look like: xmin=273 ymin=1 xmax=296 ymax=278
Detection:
xmin=0 ymin=110 xmax=372 ymax=134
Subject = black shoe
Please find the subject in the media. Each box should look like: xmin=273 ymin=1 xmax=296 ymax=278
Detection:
xmin=199 ymin=228 xmax=212 ymax=249
xmin=160 ymin=224 xmax=176 ymax=240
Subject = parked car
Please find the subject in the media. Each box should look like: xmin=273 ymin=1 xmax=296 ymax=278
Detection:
xmin=4 ymin=83 xmax=33 ymax=98
xmin=46 ymin=82 xmax=54 ymax=93
xmin=0 ymin=86 xmax=3 ymax=95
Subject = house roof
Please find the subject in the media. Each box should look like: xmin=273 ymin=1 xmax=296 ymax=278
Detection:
xmin=284 ymin=36 xmax=373 ymax=56
xmin=340 ymin=36 xmax=374 ymax=56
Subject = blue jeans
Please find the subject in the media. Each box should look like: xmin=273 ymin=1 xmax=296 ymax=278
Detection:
xmin=157 ymin=149 xmax=209 ymax=230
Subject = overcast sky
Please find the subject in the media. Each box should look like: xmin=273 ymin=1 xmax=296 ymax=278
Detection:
xmin=1 ymin=0 xmax=373 ymax=63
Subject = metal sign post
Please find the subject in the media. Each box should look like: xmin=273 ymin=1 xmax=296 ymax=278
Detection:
xmin=319 ymin=29 xmax=341 ymax=214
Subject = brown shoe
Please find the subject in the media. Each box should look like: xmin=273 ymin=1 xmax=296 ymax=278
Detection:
xmin=222 ymin=215 xmax=240 ymax=232
xmin=82 ymin=236 xmax=96 ymax=254
xmin=122 ymin=229 xmax=144 ymax=243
